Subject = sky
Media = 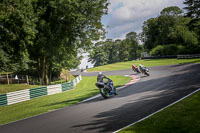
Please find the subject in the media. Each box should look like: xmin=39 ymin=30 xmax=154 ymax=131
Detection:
xmin=79 ymin=0 xmax=185 ymax=69
xmin=102 ymin=0 xmax=185 ymax=39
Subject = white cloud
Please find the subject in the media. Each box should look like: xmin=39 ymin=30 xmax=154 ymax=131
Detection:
xmin=104 ymin=0 xmax=185 ymax=39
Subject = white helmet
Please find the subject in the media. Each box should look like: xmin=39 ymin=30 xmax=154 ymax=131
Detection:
xmin=98 ymin=72 xmax=102 ymax=75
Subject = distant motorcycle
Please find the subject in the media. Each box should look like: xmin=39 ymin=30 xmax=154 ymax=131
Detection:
xmin=132 ymin=65 xmax=141 ymax=73
xmin=139 ymin=65 xmax=150 ymax=76
xmin=95 ymin=79 xmax=117 ymax=98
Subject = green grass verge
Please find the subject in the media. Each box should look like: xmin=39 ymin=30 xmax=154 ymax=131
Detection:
xmin=0 ymin=84 xmax=41 ymax=94
xmin=88 ymin=58 xmax=200 ymax=72
xmin=119 ymin=91 xmax=200 ymax=133
xmin=0 ymin=75 xmax=131 ymax=125
xmin=50 ymin=79 xmax=71 ymax=85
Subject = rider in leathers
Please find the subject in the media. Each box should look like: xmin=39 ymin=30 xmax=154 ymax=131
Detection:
xmin=97 ymin=72 xmax=117 ymax=95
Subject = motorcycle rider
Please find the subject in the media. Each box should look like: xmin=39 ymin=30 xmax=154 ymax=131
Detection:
xmin=97 ymin=72 xmax=117 ymax=95
xmin=139 ymin=64 xmax=145 ymax=70
xmin=132 ymin=64 xmax=137 ymax=70
xmin=139 ymin=64 xmax=149 ymax=75
xmin=132 ymin=64 xmax=141 ymax=73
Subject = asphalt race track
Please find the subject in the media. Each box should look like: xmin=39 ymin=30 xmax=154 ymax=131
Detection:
xmin=0 ymin=64 xmax=200 ymax=133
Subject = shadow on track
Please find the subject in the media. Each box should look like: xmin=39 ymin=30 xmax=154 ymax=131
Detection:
xmin=71 ymin=63 xmax=200 ymax=132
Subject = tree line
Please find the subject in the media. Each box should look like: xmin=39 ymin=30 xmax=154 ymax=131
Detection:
xmin=89 ymin=32 xmax=143 ymax=67
xmin=0 ymin=0 xmax=109 ymax=85
xmin=89 ymin=0 xmax=200 ymax=66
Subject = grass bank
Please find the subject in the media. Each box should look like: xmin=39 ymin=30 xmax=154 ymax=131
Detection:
xmin=119 ymin=90 xmax=200 ymax=133
xmin=0 ymin=84 xmax=41 ymax=94
xmin=0 ymin=75 xmax=131 ymax=125
xmin=88 ymin=58 xmax=200 ymax=72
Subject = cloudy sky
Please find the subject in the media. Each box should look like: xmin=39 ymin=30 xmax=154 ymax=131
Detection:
xmin=102 ymin=0 xmax=185 ymax=39
xmin=79 ymin=0 xmax=185 ymax=69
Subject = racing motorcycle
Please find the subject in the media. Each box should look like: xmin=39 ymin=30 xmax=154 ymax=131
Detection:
xmin=95 ymin=80 xmax=117 ymax=98
xmin=132 ymin=65 xmax=141 ymax=73
xmin=139 ymin=66 xmax=150 ymax=76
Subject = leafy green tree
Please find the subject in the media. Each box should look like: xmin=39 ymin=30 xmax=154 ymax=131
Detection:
xmin=0 ymin=0 xmax=36 ymax=72
xmin=0 ymin=0 xmax=109 ymax=84
xmin=142 ymin=18 xmax=160 ymax=49
xmin=125 ymin=32 xmax=141 ymax=59
xmin=29 ymin=0 xmax=109 ymax=84
xmin=142 ymin=6 xmax=199 ymax=54
xmin=89 ymin=41 xmax=109 ymax=66
xmin=184 ymin=0 xmax=200 ymax=18
xmin=184 ymin=0 xmax=200 ymax=42
xmin=89 ymin=32 xmax=143 ymax=66
xmin=160 ymin=6 xmax=183 ymax=17
xmin=150 ymin=44 xmax=180 ymax=56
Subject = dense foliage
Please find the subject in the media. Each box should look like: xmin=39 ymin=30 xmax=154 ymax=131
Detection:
xmin=142 ymin=3 xmax=200 ymax=56
xmin=0 ymin=0 xmax=109 ymax=84
xmin=1 ymin=0 xmax=200 ymax=82
xmin=90 ymin=2 xmax=200 ymax=67
xmin=89 ymin=32 xmax=143 ymax=66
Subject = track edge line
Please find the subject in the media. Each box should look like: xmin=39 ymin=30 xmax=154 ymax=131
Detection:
xmin=113 ymin=88 xmax=200 ymax=133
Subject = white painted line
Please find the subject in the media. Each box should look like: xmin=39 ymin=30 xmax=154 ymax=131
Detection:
xmin=79 ymin=94 xmax=101 ymax=103
xmin=113 ymin=88 xmax=200 ymax=133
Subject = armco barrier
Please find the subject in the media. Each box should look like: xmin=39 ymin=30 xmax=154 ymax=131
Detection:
xmin=62 ymin=82 xmax=73 ymax=92
xmin=0 ymin=94 xmax=7 ymax=106
xmin=0 ymin=75 xmax=82 ymax=107
xmin=73 ymin=79 xmax=77 ymax=87
xmin=30 ymin=87 xmax=47 ymax=99
xmin=177 ymin=54 xmax=200 ymax=59
xmin=47 ymin=84 xmax=62 ymax=95
xmin=7 ymin=89 xmax=30 ymax=105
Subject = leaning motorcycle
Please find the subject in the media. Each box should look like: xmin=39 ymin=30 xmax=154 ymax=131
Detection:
xmin=132 ymin=65 xmax=141 ymax=73
xmin=139 ymin=66 xmax=150 ymax=76
xmin=95 ymin=80 xmax=117 ymax=98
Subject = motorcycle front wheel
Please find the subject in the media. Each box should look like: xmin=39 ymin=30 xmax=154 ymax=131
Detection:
xmin=100 ymin=88 xmax=109 ymax=98
xmin=145 ymin=71 xmax=150 ymax=76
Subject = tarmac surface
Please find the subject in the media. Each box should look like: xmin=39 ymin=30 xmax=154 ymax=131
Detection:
xmin=0 ymin=63 xmax=200 ymax=133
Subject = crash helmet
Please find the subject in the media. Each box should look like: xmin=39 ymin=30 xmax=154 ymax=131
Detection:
xmin=98 ymin=72 xmax=102 ymax=75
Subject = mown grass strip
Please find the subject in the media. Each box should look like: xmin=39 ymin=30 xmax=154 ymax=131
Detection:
xmin=119 ymin=90 xmax=200 ymax=133
xmin=0 ymin=84 xmax=41 ymax=94
xmin=0 ymin=75 xmax=131 ymax=125
xmin=88 ymin=58 xmax=200 ymax=72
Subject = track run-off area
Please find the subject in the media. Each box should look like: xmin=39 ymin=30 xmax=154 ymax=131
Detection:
xmin=0 ymin=63 xmax=200 ymax=133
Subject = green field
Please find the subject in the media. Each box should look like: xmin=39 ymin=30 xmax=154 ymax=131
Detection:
xmin=0 ymin=84 xmax=41 ymax=94
xmin=0 ymin=75 xmax=131 ymax=125
xmin=119 ymin=90 xmax=200 ymax=133
xmin=88 ymin=58 xmax=200 ymax=72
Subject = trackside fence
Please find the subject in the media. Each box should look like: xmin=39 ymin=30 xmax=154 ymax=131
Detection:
xmin=177 ymin=54 xmax=200 ymax=59
xmin=0 ymin=75 xmax=82 ymax=107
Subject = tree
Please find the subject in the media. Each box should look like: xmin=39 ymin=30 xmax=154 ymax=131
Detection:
xmin=184 ymin=0 xmax=200 ymax=18
xmin=89 ymin=41 xmax=109 ymax=66
xmin=142 ymin=6 xmax=199 ymax=54
xmin=29 ymin=0 xmax=109 ymax=85
xmin=0 ymin=0 xmax=109 ymax=85
xmin=160 ymin=6 xmax=183 ymax=17
xmin=142 ymin=18 xmax=159 ymax=49
xmin=183 ymin=0 xmax=200 ymax=42
xmin=0 ymin=0 xmax=36 ymax=72
xmin=125 ymin=32 xmax=141 ymax=59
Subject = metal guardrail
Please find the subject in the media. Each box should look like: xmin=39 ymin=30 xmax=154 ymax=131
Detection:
xmin=142 ymin=54 xmax=200 ymax=59
xmin=0 ymin=75 xmax=82 ymax=107
xmin=177 ymin=54 xmax=200 ymax=59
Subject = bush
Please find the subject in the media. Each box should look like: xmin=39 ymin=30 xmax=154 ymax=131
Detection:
xmin=150 ymin=45 xmax=165 ymax=56
xmin=150 ymin=44 xmax=186 ymax=56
